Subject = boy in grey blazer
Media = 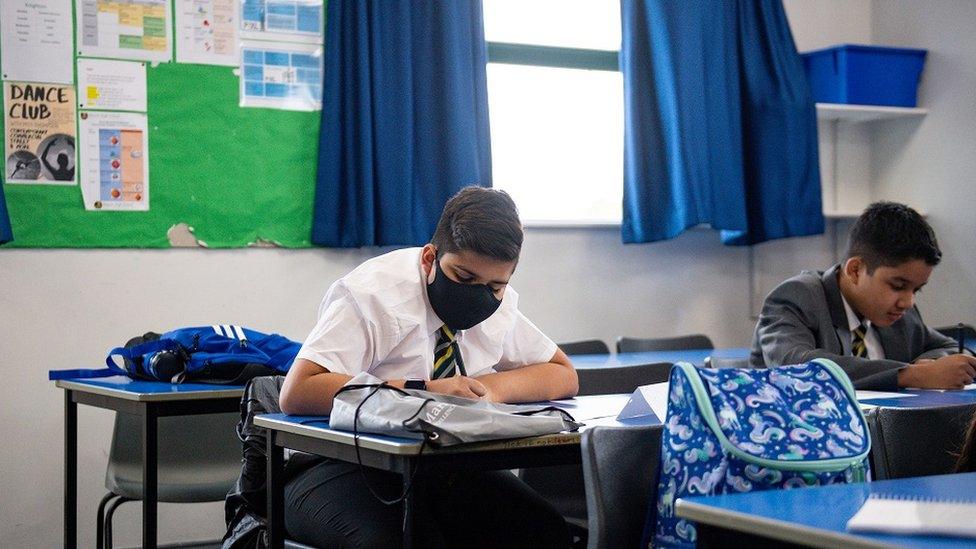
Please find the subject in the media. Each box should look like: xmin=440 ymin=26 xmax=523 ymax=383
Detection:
xmin=751 ymin=202 xmax=975 ymax=391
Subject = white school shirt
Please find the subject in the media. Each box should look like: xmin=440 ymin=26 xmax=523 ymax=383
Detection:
xmin=297 ymin=247 xmax=558 ymax=380
xmin=841 ymin=295 xmax=885 ymax=360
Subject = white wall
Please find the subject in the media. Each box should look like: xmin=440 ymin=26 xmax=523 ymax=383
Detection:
xmin=7 ymin=1 xmax=975 ymax=546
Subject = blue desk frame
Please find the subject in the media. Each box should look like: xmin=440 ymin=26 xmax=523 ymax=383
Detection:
xmin=677 ymin=472 xmax=976 ymax=548
xmin=55 ymin=377 xmax=243 ymax=549
xmin=257 ymin=393 xmax=656 ymax=549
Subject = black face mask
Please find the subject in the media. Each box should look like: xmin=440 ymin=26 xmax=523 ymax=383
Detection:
xmin=426 ymin=257 xmax=502 ymax=331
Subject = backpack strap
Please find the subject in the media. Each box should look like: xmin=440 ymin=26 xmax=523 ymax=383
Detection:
xmin=48 ymin=338 xmax=180 ymax=381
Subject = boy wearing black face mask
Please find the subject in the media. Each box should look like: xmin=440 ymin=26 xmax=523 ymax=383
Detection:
xmin=278 ymin=186 xmax=578 ymax=548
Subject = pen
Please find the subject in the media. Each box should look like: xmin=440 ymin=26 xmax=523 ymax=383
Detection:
xmin=957 ymin=322 xmax=965 ymax=354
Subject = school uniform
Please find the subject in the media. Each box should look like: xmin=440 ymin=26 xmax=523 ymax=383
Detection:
xmin=749 ymin=264 xmax=958 ymax=390
xmin=286 ymin=247 xmax=569 ymax=548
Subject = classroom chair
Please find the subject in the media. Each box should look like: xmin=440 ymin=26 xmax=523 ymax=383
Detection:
xmin=581 ymin=425 xmax=662 ymax=549
xmin=520 ymin=362 xmax=671 ymax=534
xmin=97 ymin=411 xmax=242 ymax=549
xmin=576 ymin=363 xmax=672 ymax=396
xmin=615 ymin=334 xmax=714 ymax=353
xmin=934 ymin=324 xmax=976 ymax=341
xmin=867 ymin=403 xmax=976 ymax=480
xmin=702 ymin=356 xmax=750 ymax=369
xmin=558 ymin=339 xmax=611 ymax=356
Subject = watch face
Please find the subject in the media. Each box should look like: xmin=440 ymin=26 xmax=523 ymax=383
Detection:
xmin=405 ymin=379 xmax=426 ymax=390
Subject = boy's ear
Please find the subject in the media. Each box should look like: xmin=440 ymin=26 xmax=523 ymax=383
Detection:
xmin=421 ymin=244 xmax=437 ymax=277
xmin=844 ymin=257 xmax=864 ymax=284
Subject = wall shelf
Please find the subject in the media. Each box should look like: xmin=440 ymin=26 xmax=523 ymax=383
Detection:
xmin=816 ymin=103 xmax=928 ymax=123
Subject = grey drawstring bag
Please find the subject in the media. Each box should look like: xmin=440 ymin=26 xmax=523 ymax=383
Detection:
xmin=330 ymin=372 xmax=582 ymax=447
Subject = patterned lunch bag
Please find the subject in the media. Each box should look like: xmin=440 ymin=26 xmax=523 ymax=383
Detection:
xmin=645 ymin=359 xmax=870 ymax=547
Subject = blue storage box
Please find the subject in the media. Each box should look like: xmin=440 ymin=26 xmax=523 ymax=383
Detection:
xmin=801 ymin=44 xmax=927 ymax=107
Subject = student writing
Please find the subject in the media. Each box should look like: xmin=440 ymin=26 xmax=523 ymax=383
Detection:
xmin=750 ymin=202 xmax=976 ymax=390
xmin=278 ymin=186 xmax=578 ymax=548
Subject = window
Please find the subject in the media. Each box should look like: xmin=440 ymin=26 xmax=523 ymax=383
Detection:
xmin=484 ymin=0 xmax=623 ymax=225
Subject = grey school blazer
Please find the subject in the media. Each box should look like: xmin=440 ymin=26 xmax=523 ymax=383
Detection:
xmin=750 ymin=264 xmax=958 ymax=391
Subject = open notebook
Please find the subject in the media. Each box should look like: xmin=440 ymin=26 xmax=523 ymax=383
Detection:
xmin=847 ymin=494 xmax=976 ymax=538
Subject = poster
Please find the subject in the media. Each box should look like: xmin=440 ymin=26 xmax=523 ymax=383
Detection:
xmin=77 ymin=0 xmax=173 ymax=63
xmin=239 ymin=42 xmax=322 ymax=111
xmin=79 ymin=111 xmax=150 ymax=211
xmin=1 ymin=0 xmax=74 ymax=84
xmin=4 ymin=82 xmax=77 ymax=184
xmin=176 ymin=0 xmax=238 ymax=66
xmin=239 ymin=0 xmax=322 ymax=44
xmin=77 ymin=59 xmax=148 ymax=111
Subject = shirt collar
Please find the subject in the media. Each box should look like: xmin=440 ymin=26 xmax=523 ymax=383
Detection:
xmin=840 ymin=293 xmax=869 ymax=332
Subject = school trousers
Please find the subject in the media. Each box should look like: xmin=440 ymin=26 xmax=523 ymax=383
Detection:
xmin=284 ymin=457 xmax=571 ymax=548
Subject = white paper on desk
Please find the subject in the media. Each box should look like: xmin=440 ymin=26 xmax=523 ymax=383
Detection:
xmin=855 ymin=390 xmax=918 ymax=400
xmin=617 ymin=382 xmax=669 ymax=421
xmin=847 ymin=495 xmax=976 ymax=538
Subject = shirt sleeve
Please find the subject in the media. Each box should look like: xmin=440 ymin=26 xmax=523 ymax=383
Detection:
xmin=494 ymin=310 xmax=558 ymax=371
xmin=296 ymin=283 xmax=378 ymax=376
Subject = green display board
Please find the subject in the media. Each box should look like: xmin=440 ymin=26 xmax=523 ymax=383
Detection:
xmin=1 ymin=36 xmax=321 ymax=248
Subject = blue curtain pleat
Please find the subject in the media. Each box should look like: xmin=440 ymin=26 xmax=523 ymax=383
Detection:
xmin=621 ymin=0 xmax=823 ymax=246
xmin=0 ymin=184 xmax=11 ymax=245
xmin=311 ymin=0 xmax=492 ymax=247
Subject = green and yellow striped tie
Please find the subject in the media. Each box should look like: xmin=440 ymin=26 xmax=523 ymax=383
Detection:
xmin=433 ymin=325 xmax=466 ymax=379
xmin=852 ymin=323 xmax=868 ymax=358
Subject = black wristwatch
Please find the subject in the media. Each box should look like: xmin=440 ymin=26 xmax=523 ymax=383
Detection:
xmin=404 ymin=379 xmax=427 ymax=391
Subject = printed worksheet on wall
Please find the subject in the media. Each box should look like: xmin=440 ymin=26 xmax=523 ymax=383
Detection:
xmin=239 ymin=0 xmax=322 ymax=44
xmin=4 ymin=82 xmax=77 ymax=185
xmin=1 ymin=0 xmax=74 ymax=84
xmin=79 ymin=111 xmax=150 ymax=211
xmin=76 ymin=0 xmax=173 ymax=63
xmin=238 ymin=41 xmax=322 ymax=111
xmin=77 ymin=59 xmax=148 ymax=111
xmin=176 ymin=0 xmax=239 ymax=66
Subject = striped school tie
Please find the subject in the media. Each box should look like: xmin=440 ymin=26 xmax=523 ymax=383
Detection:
xmin=851 ymin=323 xmax=868 ymax=358
xmin=433 ymin=325 xmax=466 ymax=379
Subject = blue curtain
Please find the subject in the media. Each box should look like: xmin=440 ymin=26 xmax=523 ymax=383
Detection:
xmin=311 ymin=0 xmax=492 ymax=247
xmin=0 ymin=185 xmax=11 ymax=245
xmin=620 ymin=0 xmax=823 ymax=246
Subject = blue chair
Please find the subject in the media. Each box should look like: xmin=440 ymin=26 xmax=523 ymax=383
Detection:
xmin=616 ymin=334 xmax=713 ymax=353
xmin=96 ymin=411 xmax=242 ymax=548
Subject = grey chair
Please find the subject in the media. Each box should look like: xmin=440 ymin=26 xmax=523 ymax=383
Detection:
xmin=616 ymin=334 xmax=713 ymax=353
xmin=520 ymin=362 xmax=670 ymax=534
xmin=702 ymin=356 xmax=749 ymax=369
xmin=558 ymin=339 xmax=611 ymax=356
xmin=867 ymin=403 xmax=976 ymax=480
xmin=581 ymin=425 xmax=662 ymax=549
xmin=96 ymin=411 xmax=242 ymax=548
xmin=576 ymin=363 xmax=672 ymax=396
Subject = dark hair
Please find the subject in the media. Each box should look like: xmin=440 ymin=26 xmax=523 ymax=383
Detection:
xmin=430 ymin=186 xmax=523 ymax=263
xmin=956 ymin=412 xmax=976 ymax=473
xmin=846 ymin=202 xmax=941 ymax=272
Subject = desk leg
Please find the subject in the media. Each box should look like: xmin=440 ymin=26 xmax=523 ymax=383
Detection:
xmin=142 ymin=404 xmax=158 ymax=549
xmin=267 ymin=432 xmax=284 ymax=549
xmin=402 ymin=459 xmax=415 ymax=549
xmin=64 ymin=390 xmax=77 ymax=549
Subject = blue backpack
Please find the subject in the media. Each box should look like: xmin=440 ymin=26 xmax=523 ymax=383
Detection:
xmin=645 ymin=359 xmax=870 ymax=548
xmin=49 ymin=325 xmax=302 ymax=384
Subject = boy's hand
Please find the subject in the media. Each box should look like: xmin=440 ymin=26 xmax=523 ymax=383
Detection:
xmin=900 ymin=354 xmax=976 ymax=389
xmin=427 ymin=376 xmax=488 ymax=399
